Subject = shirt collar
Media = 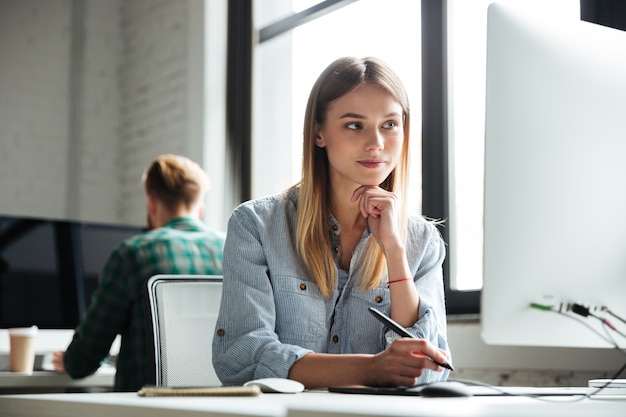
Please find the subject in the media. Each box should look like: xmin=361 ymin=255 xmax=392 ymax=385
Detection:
xmin=162 ymin=216 xmax=207 ymax=231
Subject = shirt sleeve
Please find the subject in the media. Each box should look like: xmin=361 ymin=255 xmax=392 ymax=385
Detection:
xmin=212 ymin=205 xmax=311 ymax=386
xmin=63 ymin=248 xmax=133 ymax=379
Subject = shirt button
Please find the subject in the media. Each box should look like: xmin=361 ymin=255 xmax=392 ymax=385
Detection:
xmin=334 ymin=246 xmax=340 ymax=253
xmin=375 ymin=296 xmax=383 ymax=303
xmin=332 ymin=335 xmax=339 ymax=343
xmin=331 ymin=225 xmax=338 ymax=231
xmin=299 ymin=283 xmax=307 ymax=291
xmin=217 ymin=328 xmax=225 ymax=337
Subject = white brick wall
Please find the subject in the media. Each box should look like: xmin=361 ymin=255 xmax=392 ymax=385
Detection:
xmin=78 ymin=0 xmax=124 ymax=223
xmin=118 ymin=0 xmax=192 ymax=225
xmin=0 ymin=0 xmax=72 ymax=220
xmin=0 ymin=0 xmax=203 ymax=226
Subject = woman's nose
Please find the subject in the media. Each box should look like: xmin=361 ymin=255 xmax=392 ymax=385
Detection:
xmin=365 ymin=130 xmax=384 ymax=151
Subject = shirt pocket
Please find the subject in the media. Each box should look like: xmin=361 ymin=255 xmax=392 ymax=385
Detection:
xmin=343 ymin=285 xmax=391 ymax=352
xmin=272 ymin=274 xmax=327 ymax=344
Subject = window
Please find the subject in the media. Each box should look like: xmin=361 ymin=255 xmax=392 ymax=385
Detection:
xmin=253 ymin=0 xmax=423 ymax=214
xmin=447 ymin=0 xmax=581 ymax=296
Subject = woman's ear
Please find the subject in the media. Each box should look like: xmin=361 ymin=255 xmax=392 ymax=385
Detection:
xmin=314 ymin=125 xmax=326 ymax=148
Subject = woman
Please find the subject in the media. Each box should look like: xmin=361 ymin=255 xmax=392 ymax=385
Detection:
xmin=213 ymin=57 xmax=450 ymax=389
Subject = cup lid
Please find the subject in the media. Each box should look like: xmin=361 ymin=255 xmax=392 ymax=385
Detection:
xmin=8 ymin=326 xmax=38 ymax=336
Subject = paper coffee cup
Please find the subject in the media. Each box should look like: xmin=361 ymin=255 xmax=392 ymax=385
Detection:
xmin=8 ymin=326 xmax=38 ymax=374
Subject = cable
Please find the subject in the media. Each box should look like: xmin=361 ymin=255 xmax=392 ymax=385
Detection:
xmin=601 ymin=317 xmax=626 ymax=342
xmin=561 ymin=310 xmax=621 ymax=348
xmin=561 ymin=310 xmax=626 ymax=355
xmin=443 ymin=303 xmax=626 ymax=402
xmin=529 ymin=302 xmax=555 ymax=312
xmin=529 ymin=302 xmax=622 ymax=347
xmin=587 ymin=360 xmax=626 ymax=398
xmin=528 ymin=300 xmax=626 ymax=400
xmin=569 ymin=303 xmax=626 ymax=340
xmin=447 ymin=378 xmax=590 ymax=403
xmin=601 ymin=306 xmax=626 ymax=326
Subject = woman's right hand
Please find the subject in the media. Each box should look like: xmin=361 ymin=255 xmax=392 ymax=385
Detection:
xmin=367 ymin=338 xmax=448 ymax=387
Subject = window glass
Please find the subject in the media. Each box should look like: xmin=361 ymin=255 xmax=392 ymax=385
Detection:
xmin=255 ymin=0 xmax=330 ymax=28
xmin=254 ymin=0 xmax=292 ymax=29
xmin=293 ymin=0 xmax=328 ymax=13
xmin=448 ymin=0 xmax=580 ymax=291
xmin=254 ymin=0 xmax=422 ymax=214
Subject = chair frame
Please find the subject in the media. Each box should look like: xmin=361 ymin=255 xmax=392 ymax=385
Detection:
xmin=144 ymin=274 xmax=223 ymax=387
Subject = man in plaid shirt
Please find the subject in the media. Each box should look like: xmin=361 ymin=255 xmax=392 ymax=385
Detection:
xmin=53 ymin=154 xmax=225 ymax=392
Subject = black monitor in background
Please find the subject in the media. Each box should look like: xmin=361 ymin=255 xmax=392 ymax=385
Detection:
xmin=0 ymin=218 xmax=73 ymax=329
xmin=580 ymin=0 xmax=626 ymax=32
xmin=0 ymin=215 xmax=143 ymax=329
xmin=79 ymin=221 xmax=146 ymax=311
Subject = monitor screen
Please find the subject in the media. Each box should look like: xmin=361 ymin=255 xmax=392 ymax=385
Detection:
xmin=0 ymin=218 xmax=69 ymax=329
xmin=0 ymin=215 xmax=143 ymax=329
xmin=481 ymin=3 xmax=626 ymax=349
xmin=79 ymin=221 xmax=145 ymax=312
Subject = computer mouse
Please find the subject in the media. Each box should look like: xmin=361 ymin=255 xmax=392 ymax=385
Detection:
xmin=243 ymin=378 xmax=305 ymax=393
xmin=419 ymin=381 xmax=473 ymax=397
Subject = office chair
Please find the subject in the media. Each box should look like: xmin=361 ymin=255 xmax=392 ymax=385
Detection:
xmin=145 ymin=274 xmax=223 ymax=387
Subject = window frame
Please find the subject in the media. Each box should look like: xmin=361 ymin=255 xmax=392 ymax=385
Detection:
xmin=427 ymin=0 xmax=619 ymax=318
xmin=421 ymin=1 xmax=480 ymax=318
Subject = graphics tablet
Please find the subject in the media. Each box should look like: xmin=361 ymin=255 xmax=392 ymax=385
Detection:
xmin=328 ymin=386 xmax=424 ymax=396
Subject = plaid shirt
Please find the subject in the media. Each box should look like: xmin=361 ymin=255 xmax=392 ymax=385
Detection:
xmin=63 ymin=217 xmax=225 ymax=392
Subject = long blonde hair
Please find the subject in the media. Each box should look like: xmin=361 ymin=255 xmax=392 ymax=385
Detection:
xmin=295 ymin=57 xmax=411 ymax=298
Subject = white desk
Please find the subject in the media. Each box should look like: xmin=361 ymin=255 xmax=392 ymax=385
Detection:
xmin=287 ymin=393 xmax=626 ymax=417
xmin=0 ymin=390 xmax=624 ymax=417
xmin=0 ymin=392 xmax=284 ymax=417
xmin=0 ymin=368 xmax=114 ymax=394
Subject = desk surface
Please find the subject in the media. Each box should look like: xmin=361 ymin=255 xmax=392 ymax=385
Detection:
xmin=0 ymin=390 xmax=624 ymax=417
xmin=0 ymin=368 xmax=114 ymax=392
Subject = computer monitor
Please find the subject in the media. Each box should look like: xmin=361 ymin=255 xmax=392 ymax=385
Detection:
xmin=79 ymin=221 xmax=145 ymax=313
xmin=481 ymin=3 xmax=626 ymax=349
xmin=0 ymin=217 xmax=72 ymax=329
xmin=0 ymin=215 xmax=143 ymax=329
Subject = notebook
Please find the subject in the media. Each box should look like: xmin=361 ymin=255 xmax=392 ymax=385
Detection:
xmin=137 ymin=385 xmax=262 ymax=397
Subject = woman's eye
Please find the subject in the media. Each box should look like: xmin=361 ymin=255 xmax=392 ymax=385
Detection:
xmin=383 ymin=120 xmax=398 ymax=129
xmin=345 ymin=122 xmax=362 ymax=130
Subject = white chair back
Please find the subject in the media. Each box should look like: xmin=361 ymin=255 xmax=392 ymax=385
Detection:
xmin=145 ymin=274 xmax=223 ymax=387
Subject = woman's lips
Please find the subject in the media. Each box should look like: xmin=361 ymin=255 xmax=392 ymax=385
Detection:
xmin=358 ymin=160 xmax=385 ymax=169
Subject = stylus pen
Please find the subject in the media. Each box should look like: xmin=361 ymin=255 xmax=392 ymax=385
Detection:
xmin=368 ymin=307 xmax=455 ymax=371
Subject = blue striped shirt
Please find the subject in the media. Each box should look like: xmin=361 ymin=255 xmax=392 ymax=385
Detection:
xmin=212 ymin=189 xmax=450 ymax=385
